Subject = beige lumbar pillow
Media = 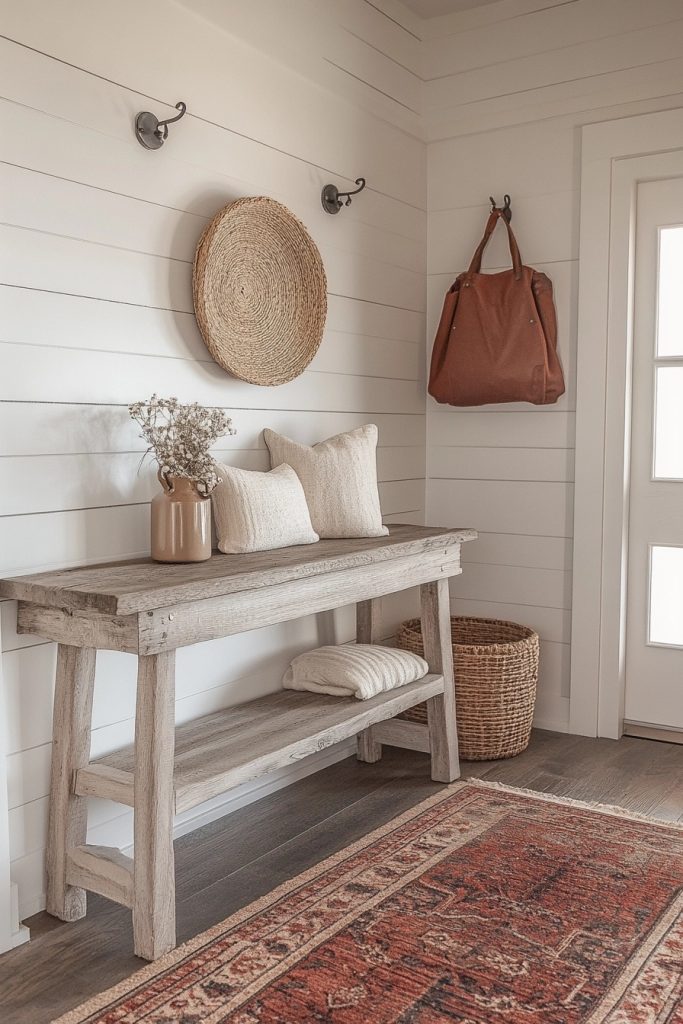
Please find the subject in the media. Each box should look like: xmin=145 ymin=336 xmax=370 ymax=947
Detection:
xmin=283 ymin=644 xmax=429 ymax=700
xmin=263 ymin=424 xmax=388 ymax=539
xmin=211 ymin=463 xmax=319 ymax=554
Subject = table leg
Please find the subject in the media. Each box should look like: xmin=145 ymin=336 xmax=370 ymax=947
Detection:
xmin=356 ymin=598 xmax=383 ymax=763
xmin=46 ymin=645 xmax=96 ymax=921
xmin=421 ymin=579 xmax=460 ymax=783
xmin=132 ymin=652 xmax=176 ymax=960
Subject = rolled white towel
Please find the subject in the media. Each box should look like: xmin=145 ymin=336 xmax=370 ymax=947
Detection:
xmin=283 ymin=644 xmax=429 ymax=700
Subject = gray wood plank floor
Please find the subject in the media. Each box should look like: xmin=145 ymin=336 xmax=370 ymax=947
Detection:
xmin=1 ymin=730 xmax=682 ymax=1024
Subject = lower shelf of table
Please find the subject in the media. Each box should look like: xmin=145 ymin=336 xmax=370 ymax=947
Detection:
xmin=79 ymin=674 xmax=444 ymax=815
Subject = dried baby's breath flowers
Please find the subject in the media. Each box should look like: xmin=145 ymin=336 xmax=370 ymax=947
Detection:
xmin=129 ymin=395 xmax=236 ymax=495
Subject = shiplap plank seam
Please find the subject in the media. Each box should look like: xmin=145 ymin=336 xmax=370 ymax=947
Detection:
xmin=420 ymin=0 xmax=579 ymax=39
xmin=0 ymin=400 xmax=425 ymax=415
xmin=340 ymin=26 xmax=424 ymax=80
xmin=428 ymin=258 xmax=578 ymax=274
xmin=0 ymin=481 xmax=422 ymax=518
xmin=433 ymin=445 xmax=574 ymax=449
xmin=364 ymin=1 xmax=423 ymax=42
xmin=0 ymin=351 xmax=423 ymax=384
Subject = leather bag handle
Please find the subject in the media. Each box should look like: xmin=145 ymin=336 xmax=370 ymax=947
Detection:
xmin=467 ymin=208 xmax=523 ymax=280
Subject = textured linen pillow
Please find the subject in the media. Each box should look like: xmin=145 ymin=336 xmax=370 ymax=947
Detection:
xmin=263 ymin=424 xmax=388 ymax=538
xmin=283 ymin=644 xmax=429 ymax=700
xmin=211 ymin=463 xmax=319 ymax=554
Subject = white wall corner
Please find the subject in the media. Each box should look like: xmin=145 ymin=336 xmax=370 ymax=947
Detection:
xmin=8 ymin=883 xmax=30 ymax=951
xmin=0 ymin=645 xmax=28 ymax=952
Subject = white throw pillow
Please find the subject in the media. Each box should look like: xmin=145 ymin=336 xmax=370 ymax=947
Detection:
xmin=211 ymin=463 xmax=319 ymax=554
xmin=263 ymin=424 xmax=389 ymax=539
xmin=283 ymin=644 xmax=429 ymax=700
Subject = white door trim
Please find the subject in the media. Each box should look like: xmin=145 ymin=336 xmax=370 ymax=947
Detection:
xmin=570 ymin=107 xmax=683 ymax=738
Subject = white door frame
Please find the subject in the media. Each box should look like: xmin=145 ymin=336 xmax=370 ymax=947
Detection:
xmin=570 ymin=107 xmax=683 ymax=739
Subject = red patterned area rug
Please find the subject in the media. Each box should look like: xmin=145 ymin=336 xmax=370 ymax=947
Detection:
xmin=56 ymin=781 xmax=683 ymax=1024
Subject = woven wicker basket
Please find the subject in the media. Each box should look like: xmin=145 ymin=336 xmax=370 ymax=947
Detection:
xmin=397 ymin=616 xmax=539 ymax=761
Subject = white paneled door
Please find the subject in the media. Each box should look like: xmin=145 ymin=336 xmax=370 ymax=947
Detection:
xmin=625 ymin=176 xmax=683 ymax=735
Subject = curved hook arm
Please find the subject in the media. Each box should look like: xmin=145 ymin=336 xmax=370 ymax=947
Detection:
xmin=338 ymin=177 xmax=367 ymax=206
xmin=156 ymin=101 xmax=187 ymax=140
xmin=321 ymin=176 xmax=367 ymax=214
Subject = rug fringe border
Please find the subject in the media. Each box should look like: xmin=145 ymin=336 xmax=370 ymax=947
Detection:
xmin=50 ymin=777 xmax=682 ymax=1023
xmin=467 ymin=777 xmax=683 ymax=830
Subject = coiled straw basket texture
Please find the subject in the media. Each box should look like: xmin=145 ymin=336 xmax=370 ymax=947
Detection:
xmin=397 ymin=616 xmax=539 ymax=761
xmin=193 ymin=196 xmax=327 ymax=387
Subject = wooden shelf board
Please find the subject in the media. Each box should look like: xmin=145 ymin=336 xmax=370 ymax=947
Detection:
xmin=94 ymin=676 xmax=444 ymax=814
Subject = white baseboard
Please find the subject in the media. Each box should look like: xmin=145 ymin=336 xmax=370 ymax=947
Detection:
xmin=15 ymin=892 xmax=44 ymax=927
xmin=533 ymin=694 xmax=570 ymax=735
xmin=18 ymin=738 xmax=357 ymax=922
xmin=532 ymin=715 xmax=571 ymax=734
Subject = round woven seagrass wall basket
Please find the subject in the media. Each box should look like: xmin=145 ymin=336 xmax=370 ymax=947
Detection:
xmin=193 ymin=196 xmax=327 ymax=386
xmin=397 ymin=616 xmax=539 ymax=761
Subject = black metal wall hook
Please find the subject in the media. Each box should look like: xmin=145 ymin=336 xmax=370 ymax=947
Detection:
xmin=489 ymin=194 xmax=512 ymax=223
xmin=135 ymin=101 xmax=187 ymax=151
xmin=321 ymin=177 xmax=367 ymax=215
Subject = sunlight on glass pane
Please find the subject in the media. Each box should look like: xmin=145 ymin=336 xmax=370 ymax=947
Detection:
xmin=649 ymin=546 xmax=683 ymax=647
xmin=658 ymin=227 xmax=683 ymax=357
xmin=654 ymin=367 xmax=683 ymax=479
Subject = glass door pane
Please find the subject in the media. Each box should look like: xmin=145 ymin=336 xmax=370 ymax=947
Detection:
xmin=657 ymin=226 xmax=683 ymax=356
xmin=653 ymin=366 xmax=683 ymax=479
xmin=649 ymin=545 xmax=683 ymax=647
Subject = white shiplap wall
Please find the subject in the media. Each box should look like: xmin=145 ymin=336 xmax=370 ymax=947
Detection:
xmin=423 ymin=0 xmax=683 ymax=732
xmin=0 ymin=0 xmax=426 ymax=920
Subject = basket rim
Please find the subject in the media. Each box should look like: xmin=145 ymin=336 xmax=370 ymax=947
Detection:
xmin=398 ymin=615 xmax=538 ymax=653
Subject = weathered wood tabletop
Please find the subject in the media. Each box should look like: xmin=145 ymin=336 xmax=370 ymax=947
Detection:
xmin=0 ymin=524 xmax=477 ymax=614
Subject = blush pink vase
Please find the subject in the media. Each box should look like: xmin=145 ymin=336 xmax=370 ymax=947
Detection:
xmin=151 ymin=470 xmax=212 ymax=563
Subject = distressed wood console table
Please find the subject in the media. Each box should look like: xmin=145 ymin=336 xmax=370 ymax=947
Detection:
xmin=0 ymin=524 xmax=475 ymax=960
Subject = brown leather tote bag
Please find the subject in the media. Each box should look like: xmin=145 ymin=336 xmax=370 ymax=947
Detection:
xmin=428 ymin=209 xmax=565 ymax=406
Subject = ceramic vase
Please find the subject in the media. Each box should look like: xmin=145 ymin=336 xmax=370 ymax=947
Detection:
xmin=151 ymin=470 xmax=211 ymax=563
